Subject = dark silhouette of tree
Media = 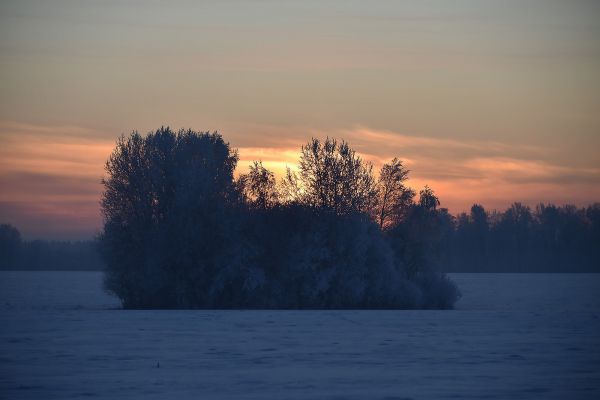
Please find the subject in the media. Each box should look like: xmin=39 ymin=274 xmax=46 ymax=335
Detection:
xmin=450 ymin=204 xmax=490 ymax=271
xmin=285 ymin=137 xmax=377 ymax=215
xmin=0 ymin=224 xmax=22 ymax=269
xmin=497 ymin=203 xmax=533 ymax=272
xmin=470 ymin=204 xmax=487 ymax=225
xmin=99 ymin=127 xmax=242 ymax=308
xmin=280 ymin=166 xmax=303 ymax=204
xmin=376 ymin=158 xmax=415 ymax=230
xmin=587 ymin=204 xmax=600 ymax=267
xmin=386 ymin=186 xmax=451 ymax=279
xmin=238 ymin=161 xmax=278 ymax=209
xmin=440 ymin=202 xmax=600 ymax=272
xmin=419 ymin=185 xmax=440 ymax=211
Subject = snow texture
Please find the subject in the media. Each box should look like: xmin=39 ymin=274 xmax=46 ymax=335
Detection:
xmin=1 ymin=271 xmax=599 ymax=399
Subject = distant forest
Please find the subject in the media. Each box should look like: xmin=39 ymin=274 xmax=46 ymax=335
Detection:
xmin=443 ymin=203 xmax=599 ymax=272
xmin=0 ymin=226 xmax=103 ymax=271
xmin=1 ymin=201 xmax=598 ymax=273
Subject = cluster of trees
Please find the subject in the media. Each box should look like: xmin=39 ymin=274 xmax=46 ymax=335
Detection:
xmin=441 ymin=203 xmax=600 ymax=272
xmin=99 ymin=128 xmax=460 ymax=309
xmin=0 ymin=224 xmax=103 ymax=270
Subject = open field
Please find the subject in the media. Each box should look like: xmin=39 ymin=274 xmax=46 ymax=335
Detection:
xmin=1 ymin=272 xmax=599 ymax=399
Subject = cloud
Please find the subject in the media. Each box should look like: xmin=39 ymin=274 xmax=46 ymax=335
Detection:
xmin=230 ymin=125 xmax=600 ymax=212
xmin=463 ymin=157 xmax=600 ymax=185
xmin=0 ymin=201 xmax=101 ymax=240
xmin=330 ymin=127 xmax=600 ymax=210
xmin=229 ymin=125 xmax=599 ymax=214
xmin=0 ymin=171 xmax=101 ymax=202
xmin=0 ymin=120 xmax=112 ymax=238
xmin=1 ymin=120 xmax=598 ymax=239
xmin=0 ymin=122 xmax=115 ymax=180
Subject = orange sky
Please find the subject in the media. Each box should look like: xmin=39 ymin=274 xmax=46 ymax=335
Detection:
xmin=1 ymin=1 xmax=599 ymax=239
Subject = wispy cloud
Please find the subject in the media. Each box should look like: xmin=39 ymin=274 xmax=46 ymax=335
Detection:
xmin=233 ymin=125 xmax=599 ymax=212
xmin=1 ymin=121 xmax=598 ymax=238
xmin=329 ymin=127 xmax=600 ymax=211
xmin=0 ymin=121 xmax=114 ymax=238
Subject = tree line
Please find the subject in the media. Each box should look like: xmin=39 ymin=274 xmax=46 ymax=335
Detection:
xmin=4 ymin=201 xmax=596 ymax=274
xmin=440 ymin=202 xmax=600 ymax=272
xmin=0 ymin=224 xmax=103 ymax=270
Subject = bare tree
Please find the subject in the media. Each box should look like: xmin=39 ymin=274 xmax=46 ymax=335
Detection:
xmin=288 ymin=137 xmax=377 ymax=215
xmin=376 ymin=158 xmax=415 ymax=229
xmin=279 ymin=166 xmax=303 ymax=204
xmin=238 ymin=160 xmax=278 ymax=209
xmin=419 ymin=185 xmax=440 ymax=211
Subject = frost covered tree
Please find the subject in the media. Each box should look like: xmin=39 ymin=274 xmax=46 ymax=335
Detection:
xmin=240 ymin=204 xmax=458 ymax=309
xmin=99 ymin=128 xmax=242 ymax=308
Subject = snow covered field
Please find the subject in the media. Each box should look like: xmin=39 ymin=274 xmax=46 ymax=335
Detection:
xmin=1 ymin=272 xmax=599 ymax=399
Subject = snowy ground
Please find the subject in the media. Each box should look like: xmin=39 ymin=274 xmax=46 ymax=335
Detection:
xmin=1 ymin=272 xmax=599 ymax=399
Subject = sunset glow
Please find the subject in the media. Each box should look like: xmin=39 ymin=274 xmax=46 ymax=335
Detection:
xmin=1 ymin=1 xmax=599 ymax=239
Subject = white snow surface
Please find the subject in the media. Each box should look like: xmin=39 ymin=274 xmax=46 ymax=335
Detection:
xmin=1 ymin=271 xmax=599 ymax=399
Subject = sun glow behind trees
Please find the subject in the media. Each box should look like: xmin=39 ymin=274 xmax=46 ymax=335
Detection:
xmin=1 ymin=121 xmax=599 ymax=239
